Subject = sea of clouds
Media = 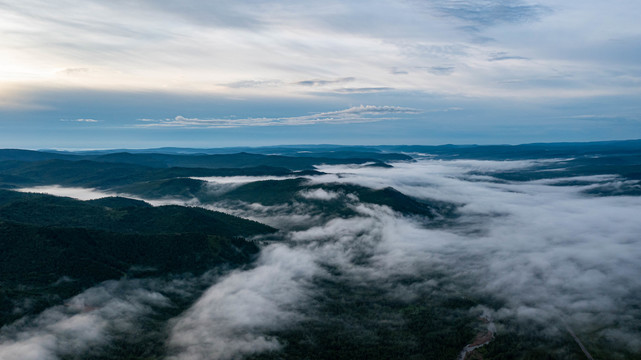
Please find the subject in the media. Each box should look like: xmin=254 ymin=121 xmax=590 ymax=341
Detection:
xmin=4 ymin=158 xmax=641 ymax=358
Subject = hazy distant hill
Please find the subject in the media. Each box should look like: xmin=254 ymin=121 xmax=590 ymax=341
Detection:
xmin=377 ymin=139 xmax=641 ymax=159
xmin=35 ymin=139 xmax=641 ymax=160
xmin=43 ymin=146 xmax=413 ymax=160
xmin=0 ymin=149 xmax=401 ymax=170
xmin=0 ymin=159 xmax=299 ymax=189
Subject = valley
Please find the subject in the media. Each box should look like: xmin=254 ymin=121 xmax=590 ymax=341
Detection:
xmin=1 ymin=141 xmax=640 ymax=359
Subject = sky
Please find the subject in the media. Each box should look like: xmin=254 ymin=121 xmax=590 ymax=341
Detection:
xmin=1 ymin=0 xmax=640 ymax=148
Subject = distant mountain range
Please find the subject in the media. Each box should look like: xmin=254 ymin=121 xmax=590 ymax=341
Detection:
xmin=35 ymin=138 xmax=641 ymax=158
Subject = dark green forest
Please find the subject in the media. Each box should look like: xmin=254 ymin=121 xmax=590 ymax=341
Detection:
xmin=0 ymin=189 xmax=273 ymax=326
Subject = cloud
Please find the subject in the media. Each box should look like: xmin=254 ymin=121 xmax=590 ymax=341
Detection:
xmin=137 ymin=105 xmax=422 ymax=128
xmin=488 ymin=52 xmax=529 ymax=61
xmin=390 ymin=67 xmax=409 ymax=75
xmin=307 ymin=159 xmax=641 ymax=345
xmin=298 ymin=188 xmax=340 ymax=201
xmin=194 ymin=176 xmax=298 ymax=185
xmin=16 ymin=185 xmax=115 ymax=200
xmin=59 ymin=118 xmax=100 ymax=123
xmin=57 ymin=68 xmax=90 ymax=76
xmin=294 ymin=77 xmax=355 ymax=87
xmin=0 ymin=277 xmax=189 ymax=360
xmin=333 ymin=87 xmax=394 ymax=93
xmin=3 ymin=0 xmax=641 ymax=127
xmin=7 ymin=156 xmax=641 ymax=357
xmin=293 ymin=78 xmax=394 ymax=94
xmin=220 ymin=80 xmax=283 ymax=89
xmin=427 ymin=0 xmax=550 ymax=27
xmin=424 ymin=66 xmax=455 ymax=75
xmin=203 ymin=200 xmax=326 ymax=231
xmin=194 ymin=176 xmax=299 ymax=197
xmin=179 ymin=158 xmax=641 ymax=357
xmin=167 ymin=244 xmax=320 ymax=360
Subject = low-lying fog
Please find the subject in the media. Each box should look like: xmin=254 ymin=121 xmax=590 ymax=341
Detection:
xmin=4 ymin=158 xmax=641 ymax=359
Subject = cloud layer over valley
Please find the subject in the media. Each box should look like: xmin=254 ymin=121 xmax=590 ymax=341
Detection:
xmin=7 ymin=156 xmax=641 ymax=358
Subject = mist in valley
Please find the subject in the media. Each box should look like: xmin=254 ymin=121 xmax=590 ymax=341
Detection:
xmin=3 ymin=157 xmax=641 ymax=359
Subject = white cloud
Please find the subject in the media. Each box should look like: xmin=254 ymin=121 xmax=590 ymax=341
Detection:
xmin=59 ymin=118 xmax=100 ymax=123
xmin=178 ymin=158 xmax=641 ymax=356
xmin=137 ymin=105 xmax=421 ymax=128
xmin=308 ymin=160 xmax=641 ymax=333
xmin=298 ymin=188 xmax=340 ymax=201
xmin=0 ymin=278 xmax=178 ymax=360
xmin=2 ymin=0 xmax=640 ymax=103
xmin=193 ymin=175 xmax=298 ymax=184
xmin=16 ymin=185 xmax=116 ymax=200
xmin=7 ymin=157 xmax=641 ymax=357
xmin=167 ymin=245 xmax=320 ymax=360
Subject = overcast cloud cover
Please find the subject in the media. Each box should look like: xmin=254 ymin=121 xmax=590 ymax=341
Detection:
xmin=8 ymin=158 xmax=641 ymax=358
xmin=1 ymin=0 xmax=640 ymax=147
